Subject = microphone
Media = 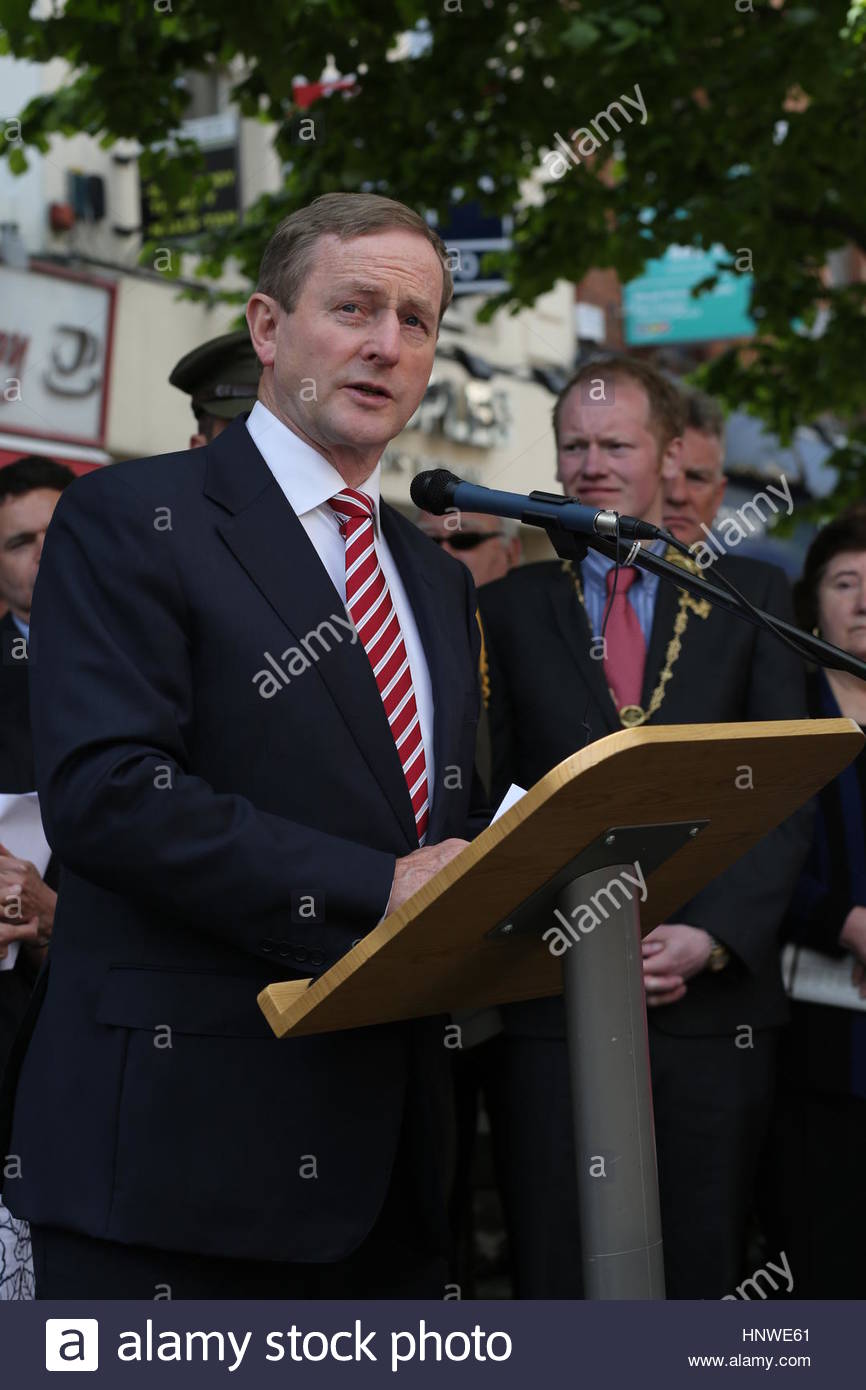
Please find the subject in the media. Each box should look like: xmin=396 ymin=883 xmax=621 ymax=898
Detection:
xmin=410 ymin=469 xmax=661 ymax=542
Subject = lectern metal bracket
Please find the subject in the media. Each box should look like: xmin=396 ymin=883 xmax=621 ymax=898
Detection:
xmin=487 ymin=819 xmax=709 ymax=940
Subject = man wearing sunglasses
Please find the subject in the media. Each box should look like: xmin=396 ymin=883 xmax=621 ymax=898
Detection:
xmin=417 ymin=510 xmax=521 ymax=589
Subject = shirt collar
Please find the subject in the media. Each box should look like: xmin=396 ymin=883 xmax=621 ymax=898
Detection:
xmin=10 ymin=612 xmax=29 ymax=641
xmin=583 ymin=536 xmax=666 ymax=586
xmin=246 ymin=400 xmax=383 ymax=533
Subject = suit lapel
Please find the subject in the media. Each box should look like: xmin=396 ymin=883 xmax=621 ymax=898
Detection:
xmin=203 ymin=419 xmax=418 ymax=849
xmin=547 ymin=565 xmax=620 ymax=734
xmin=382 ymin=507 xmax=464 ymax=843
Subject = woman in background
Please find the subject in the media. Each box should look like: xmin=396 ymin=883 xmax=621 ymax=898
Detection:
xmin=767 ymin=508 xmax=866 ymax=1297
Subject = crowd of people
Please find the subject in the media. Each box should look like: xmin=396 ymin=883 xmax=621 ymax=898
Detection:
xmin=0 ymin=192 xmax=863 ymax=1301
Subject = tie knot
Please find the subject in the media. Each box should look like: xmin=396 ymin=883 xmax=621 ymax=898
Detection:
xmin=328 ymin=488 xmax=374 ymax=526
xmin=606 ymin=565 xmax=639 ymax=596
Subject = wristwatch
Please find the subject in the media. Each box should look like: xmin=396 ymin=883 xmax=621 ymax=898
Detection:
xmin=706 ymin=936 xmax=731 ymax=973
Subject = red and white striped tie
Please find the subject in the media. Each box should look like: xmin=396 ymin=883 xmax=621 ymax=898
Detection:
xmin=328 ymin=488 xmax=429 ymax=843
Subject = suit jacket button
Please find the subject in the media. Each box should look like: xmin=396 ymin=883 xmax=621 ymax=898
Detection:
xmin=309 ymin=950 xmax=325 ymax=967
xmin=277 ymin=945 xmax=291 ymax=958
xmin=261 ymin=938 xmax=274 ymax=953
xmin=292 ymin=947 xmax=309 ymax=964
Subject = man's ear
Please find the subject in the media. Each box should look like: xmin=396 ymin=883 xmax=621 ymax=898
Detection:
xmin=660 ymin=434 xmax=684 ymax=480
xmin=245 ymin=293 xmax=279 ymax=368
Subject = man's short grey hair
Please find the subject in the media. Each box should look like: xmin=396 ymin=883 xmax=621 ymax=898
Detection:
xmin=257 ymin=192 xmax=453 ymax=324
xmin=680 ymin=386 xmax=726 ymax=442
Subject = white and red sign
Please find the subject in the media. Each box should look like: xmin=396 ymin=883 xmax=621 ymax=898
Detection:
xmin=0 ymin=261 xmax=116 ymax=449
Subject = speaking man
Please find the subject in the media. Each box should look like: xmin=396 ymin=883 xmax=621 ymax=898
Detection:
xmin=478 ymin=356 xmax=810 ymax=1299
xmin=1 ymin=193 xmax=487 ymax=1299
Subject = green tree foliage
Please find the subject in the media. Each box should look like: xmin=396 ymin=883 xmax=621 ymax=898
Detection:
xmin=2 ymin=0 xmax=865 ymax=504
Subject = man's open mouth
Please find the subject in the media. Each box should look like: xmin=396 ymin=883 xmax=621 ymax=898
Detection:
xmin=345 ymin=382 xmax=392 ymax=398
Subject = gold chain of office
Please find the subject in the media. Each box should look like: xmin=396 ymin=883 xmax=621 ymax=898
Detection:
xmin=563 ymin=546 xmax=712 ymax=728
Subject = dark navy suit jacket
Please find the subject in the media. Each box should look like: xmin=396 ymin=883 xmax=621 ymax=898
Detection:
xmin=1 ymin=416 xmax=484 ymax=1263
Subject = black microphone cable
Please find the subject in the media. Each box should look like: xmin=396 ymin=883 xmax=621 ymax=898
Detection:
xmin=660 ymin=530 xmax=823 ymax=671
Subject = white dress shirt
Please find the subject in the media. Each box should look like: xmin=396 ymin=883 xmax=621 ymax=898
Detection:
xmin=246 ymin=401 xmax=436 ymax=803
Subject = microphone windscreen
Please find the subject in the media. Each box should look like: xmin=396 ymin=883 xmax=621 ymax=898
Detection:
xmin=410 ymin=468 xmax=457 ymax=516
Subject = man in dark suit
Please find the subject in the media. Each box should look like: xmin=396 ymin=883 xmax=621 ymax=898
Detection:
xmin=478 ymin=357 xmax=810 ymax=1299
xmin=0 ymin=457 xmax=73 ymax=1077
xmin=1 ymin=193 xmax=487 ymax=1299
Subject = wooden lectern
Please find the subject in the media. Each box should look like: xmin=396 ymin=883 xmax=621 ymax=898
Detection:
xmin=259 ymin=719 xmax=863 ymax=1300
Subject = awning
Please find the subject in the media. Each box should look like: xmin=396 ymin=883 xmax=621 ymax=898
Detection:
xmin=0 ymin=432 xmax=110 ymax=477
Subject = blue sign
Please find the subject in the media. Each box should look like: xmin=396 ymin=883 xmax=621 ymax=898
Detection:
xmin=623 ymin=244 xmax=754 ymax=345
xmin=430 ymin=201 xmax=512 ymax=296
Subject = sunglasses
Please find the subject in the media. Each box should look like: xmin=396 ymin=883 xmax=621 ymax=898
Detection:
xmin=425 ymin=531 xmax=504 ymax=552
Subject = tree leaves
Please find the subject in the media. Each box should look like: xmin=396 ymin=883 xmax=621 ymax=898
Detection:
xmin=0 ymin=0 xmax=863 ymax=503
xmin=562 ymin=19 xmax=601 ymax=52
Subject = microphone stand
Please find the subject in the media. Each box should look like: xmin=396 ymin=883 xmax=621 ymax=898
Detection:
xmin=521 ymin=493 xmax=866 ymax=681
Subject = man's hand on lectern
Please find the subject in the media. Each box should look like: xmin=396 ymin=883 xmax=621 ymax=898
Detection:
xmin=641 ymin=922 xmax=713 ymax=1008
xmin=385 ymin=838 xmax=469 ymax=917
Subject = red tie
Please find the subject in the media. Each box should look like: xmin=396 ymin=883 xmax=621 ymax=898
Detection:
xmin=328 ymin=488 xmax=429 ymax=844
xmin=603 ymin=567 xmax=647 ymax=712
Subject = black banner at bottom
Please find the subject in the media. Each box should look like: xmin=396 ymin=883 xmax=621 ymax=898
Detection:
xmin=1 ymin=1299 xmax=861 ymax=1387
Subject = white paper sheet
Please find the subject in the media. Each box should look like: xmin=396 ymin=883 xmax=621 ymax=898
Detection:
xmin=490 ymin=783 xmax=527 ymax=824
xmin=782 ymin=943 xmax=866 ymax=1014
xmin=0 ymin=792 xmax=51 ymax=973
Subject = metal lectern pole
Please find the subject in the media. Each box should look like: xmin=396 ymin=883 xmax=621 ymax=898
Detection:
xmin=558 ymin=865 xmax=666 ymax=1299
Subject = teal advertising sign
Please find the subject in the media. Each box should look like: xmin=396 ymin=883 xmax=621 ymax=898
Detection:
xmin=623 ymin=244 xmax=755 ymax=345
